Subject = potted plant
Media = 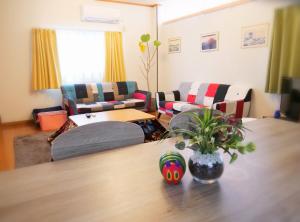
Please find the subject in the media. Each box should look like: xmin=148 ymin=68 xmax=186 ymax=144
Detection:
xmin=138 ymin=33 xmax=161 ymax=91
xmin=162 ymin=108 xmax=256 ymax=184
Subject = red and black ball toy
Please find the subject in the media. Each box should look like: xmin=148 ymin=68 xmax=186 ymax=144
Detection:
xmin=159 ymin=151 xmax=186 ymax=185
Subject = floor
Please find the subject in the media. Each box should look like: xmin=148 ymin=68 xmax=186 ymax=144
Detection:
xmin=0 ymin=122 xmax=40 ymax=171
xmin=0 ymin=113 xmax=170 ymax=172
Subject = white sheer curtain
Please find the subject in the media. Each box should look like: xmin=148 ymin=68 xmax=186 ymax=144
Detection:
xmin=56 ymin=29 xmax=105 ymax=84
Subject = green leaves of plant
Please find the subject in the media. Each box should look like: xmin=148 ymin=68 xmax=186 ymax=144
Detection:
xmin=154 ymin=40 xmax=161 ymax=47
xmin=245 ymin=142 xmax=256 ymax=152
xmin=237 ymin=142 xmax=256 ymax=154
xmin=140 ymin=34 xmax=161 ymax=47
xmin=237 ymin=146 xmax=246 ymax=154
xmin=161 ymin=108 xmax=256 ymax=164
xmin=230 ymin=153 xmax=238 ymax=164
xmin=140 ymin=34 xmax=150 ymax=42
xmin=175 ymin=141 xmax=186 ymax=150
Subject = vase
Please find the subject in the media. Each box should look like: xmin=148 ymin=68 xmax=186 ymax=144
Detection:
xmin=188 ymin=151 xmax=224 ymax=184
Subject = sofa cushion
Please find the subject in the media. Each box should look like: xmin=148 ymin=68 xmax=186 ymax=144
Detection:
xmin=159 ymin=101 xmax=176 ymax=110
xmin=213 ymin=84 xmax=231 ymax=103
xmin=178 ymin=82 xmax=193 ymax=102
xmin=159 ymin=101 xmax=205 ymax=112
xmin=224 ymin=85 xmax=251 ymax=101
xmin=173 ymin=103 xmax=205 ymax=112
xmin=157 ymin=91 xmax=180 ymax=102
xmin=203 ymin=83 xmax=220 ymax=106
xmin=76 ymin=99 xmax=145 ymax=114
xmin=74 ymin=84 xmax=98 ymax=103
xmin=195 ymin=83 xmax=209 ymax=105
xmin=187 ymin=82 xmax=201 ymax=103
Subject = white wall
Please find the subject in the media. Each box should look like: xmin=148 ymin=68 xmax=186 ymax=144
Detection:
xmin=0 ymin=0 xmax=155 ymax=123
xmin=159 ymin=0 xmax=238 ymax=23
xmin=158 ymin=0 xmax=294 ymax=118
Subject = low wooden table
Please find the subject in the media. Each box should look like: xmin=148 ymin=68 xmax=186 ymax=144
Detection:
xmin=69 ymin=109 xmax=155 ymax=126
xmin=0 ymin=119 xmax=299 ymax=221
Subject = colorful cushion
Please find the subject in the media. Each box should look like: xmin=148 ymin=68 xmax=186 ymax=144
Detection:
xmin=212 ymin=84 xmax=230 ymax=103
xmin=224 ymin=86 xmax=251 ymax=101
xmin=157 ymin=91 xmax=180 ymax=102
xmin=173 ymin=103 xmax=206 ymax=112
xmin=178 ymin=82 xmax=193 ymax=101
xmin=203 ymin=83 xmax=219 ymax=107
xmin=61 ymin=81 xmax=139 ymax=104
xmin=76 ymin=99 xmax=145 ymax=114
xmin=186 ymin=82 xmax=201 ymax=103
xmin=195 ymin=83 xmax=209 ymax=104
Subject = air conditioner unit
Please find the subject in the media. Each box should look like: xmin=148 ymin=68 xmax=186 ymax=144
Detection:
xmin=81 ymin=5 xmax=121 ymax=24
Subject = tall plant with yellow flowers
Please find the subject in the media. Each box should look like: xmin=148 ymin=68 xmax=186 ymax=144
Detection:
xmin=138 ymin=33 xmax=161 ymax=91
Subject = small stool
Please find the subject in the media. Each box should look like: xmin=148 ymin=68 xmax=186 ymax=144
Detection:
xmin=38 ymin=110 xmax=67 ymax=131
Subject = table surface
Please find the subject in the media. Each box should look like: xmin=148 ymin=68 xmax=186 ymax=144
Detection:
xmin=0 ymin=118 xmax=300 ymax=222
xmin=69 ymin=109 xmax=155 ymax=126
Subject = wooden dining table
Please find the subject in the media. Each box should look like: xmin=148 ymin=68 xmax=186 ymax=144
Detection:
xmin=0 ymin=118 xmax=299 ymax=222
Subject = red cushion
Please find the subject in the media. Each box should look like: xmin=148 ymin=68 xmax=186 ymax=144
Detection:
xmin=205 ymin=84 xmax=219 ymax=97
xmin=133 ymin=92 xmax=146 ymax=101
xmin=187 ymin=95 xmax=196 ymax=103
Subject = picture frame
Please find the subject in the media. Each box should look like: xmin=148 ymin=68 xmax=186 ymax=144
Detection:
xmin=241 ymin=23 xmax=269 ymax=49
xmin=168 ymin=38 xmax=181 ymax=54
xmin=200 ymin=32 xmax=219 ymax=52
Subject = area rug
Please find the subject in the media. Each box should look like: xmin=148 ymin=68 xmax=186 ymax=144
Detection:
xmin=14 ymin=132 xmax=52 ymax=168
xmin=14 ymin=120 xmax=166 ymax=169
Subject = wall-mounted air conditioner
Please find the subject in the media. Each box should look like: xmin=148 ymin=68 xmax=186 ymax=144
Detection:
xmin=81 ymin=5 xmax=121 ymax=24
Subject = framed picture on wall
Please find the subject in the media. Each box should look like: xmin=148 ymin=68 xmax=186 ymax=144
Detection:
xmin=241 ymin=24 xmax=269 ymax=48
xmin=200 ymin=32 xmax=219 ymax=52
xmin=168 ymin=38 xmax=181 ymax=54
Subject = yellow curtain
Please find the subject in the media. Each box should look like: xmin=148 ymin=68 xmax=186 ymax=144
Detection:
xmin=32 ymin=29 xmax=61 ymax=90
xmin=104 ymin=32 xmax=126 ymax=82
xmin=265 ymin=5 xmax=300 ymax=93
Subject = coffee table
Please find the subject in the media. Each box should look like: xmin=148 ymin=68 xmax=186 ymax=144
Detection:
xmin=69 ymin=109 xmax=155 ymax=126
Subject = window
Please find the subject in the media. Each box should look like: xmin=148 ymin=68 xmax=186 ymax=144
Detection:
xmin=56 ymin=29 xmax=105 ymax=84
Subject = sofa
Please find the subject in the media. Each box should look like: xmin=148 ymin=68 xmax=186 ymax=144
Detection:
xmin=156 ymin=82 xmax=252 ymax=118
xmin=61 ymin=81 xmax=151 ymax=115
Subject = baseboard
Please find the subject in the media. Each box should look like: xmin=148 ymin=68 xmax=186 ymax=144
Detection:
xmin=0 ymin=120 xmax=32 ymax=127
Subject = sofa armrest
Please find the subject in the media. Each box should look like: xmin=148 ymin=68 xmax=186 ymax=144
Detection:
xmin=155 ymin=91 xmax=180 ymax=110
xmin=63 ymin=98 xmax=78 ymax=115
xmin=133 ymin=90 xmax=152 ymax=112
xmin=213 ymin=99 xmax=251 ymax=118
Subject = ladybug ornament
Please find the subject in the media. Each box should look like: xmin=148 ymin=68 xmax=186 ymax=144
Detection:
xmin=159 ymin=152 xmax=186 ymax=185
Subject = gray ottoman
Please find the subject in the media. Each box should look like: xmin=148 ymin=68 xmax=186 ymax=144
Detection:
xmin=51 ymin=121 xmax=145 ymax=161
